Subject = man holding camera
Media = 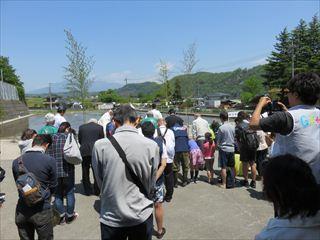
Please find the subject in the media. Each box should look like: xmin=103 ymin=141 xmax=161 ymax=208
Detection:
xmin=250 ymin=73 xmax=320 ymax=183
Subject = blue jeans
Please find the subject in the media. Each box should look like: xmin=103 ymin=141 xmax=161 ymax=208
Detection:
xmin=55 ymin=172 xmax=75 ymax=216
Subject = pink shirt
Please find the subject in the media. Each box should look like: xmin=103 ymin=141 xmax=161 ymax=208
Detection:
xmin=203 ymin=141 xmax=216 ymax=159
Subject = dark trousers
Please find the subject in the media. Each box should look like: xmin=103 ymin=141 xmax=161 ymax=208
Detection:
xmin=164 ymin=163 xmax=174 ymax=200
xmin=15 ymin=208 xmax=53 ymax=240
xmin=82 ymin=156 xmax=99 ymax=195
xmin=100 ymin=214 xmax=153 ymax=240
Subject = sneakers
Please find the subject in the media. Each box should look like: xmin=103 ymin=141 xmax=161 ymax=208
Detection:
xmin=58 ymin=216 xmax=66 ymax=225
xmin=181 ymin=181 xmax=188 ymax=187
xmin=240 ymin=180 xmax=249 ymax=187
xmin=66 ymin=212 xmax=79 ymax=224
xmin=250 ymin=180 xmax=256 ymax=189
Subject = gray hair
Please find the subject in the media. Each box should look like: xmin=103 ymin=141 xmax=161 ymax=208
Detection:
xmin=88 ymin=118 xmax=98 ymax=124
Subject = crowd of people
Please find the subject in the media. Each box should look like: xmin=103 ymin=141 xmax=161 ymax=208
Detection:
xmin=3 ymin=73 xmax=320 ymax=240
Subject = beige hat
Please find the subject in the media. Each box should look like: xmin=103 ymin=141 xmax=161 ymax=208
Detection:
xmin=45 ymin=113 xmax=55 ymax=123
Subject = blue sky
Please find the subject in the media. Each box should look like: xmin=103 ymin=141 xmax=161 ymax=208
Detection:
xmin=1 ymin=0 xmax=319 ymax=92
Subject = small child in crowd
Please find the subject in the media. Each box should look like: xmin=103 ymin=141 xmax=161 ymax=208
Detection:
xmin=203 ymin=132 xmax=216 ymax=184
xmin=188 ymin=138 xmax=204 ymax=183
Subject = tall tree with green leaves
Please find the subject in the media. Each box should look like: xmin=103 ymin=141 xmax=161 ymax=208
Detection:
xmin=0 ymin=56 xmax=25 ymax=101
xmin=171 ymin=78 xmax=182 ymax=101
xmin=292 ymin=19 xmax=309 ymax=74
xmin=264 ymin=28 xmax=292 ymax=89
xmin=307 ymin=15 xmax=320 ymax=74
xmin=158 ymin=59 xmax=171 ymax=102
xmin=64 ymin=29 xmax=94 ymax=121
xmin=240 ymin=76 xmax=265 ymax=104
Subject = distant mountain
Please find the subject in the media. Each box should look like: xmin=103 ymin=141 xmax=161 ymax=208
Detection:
xmin=166 ymin=65 xmax=266 ymax=98
xmin=114 ymin=65 xmax=266 ymax=98
xmin=116 ymin=81 xmax=160 ymax=97
xmin=27 ymin=81 xmax=123 ymax=95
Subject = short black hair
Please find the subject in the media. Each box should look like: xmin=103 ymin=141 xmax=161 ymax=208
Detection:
xmin=204 ymin=132 xmax=212 ymax=140
xmin=32 ymin=134 xmax=52 ymax=147
xmin=141 ymin=121 xmax=155 ymax=138
xmin=21 ymin=129 xmax=37 ymax=140
xmin=57 ymin=105 xmax=67 ymax=113
xmin=219 ymin=111 xmax=228 ymax=121
xmin=168 ymin=108 xmax=176 ymax=115
xmin=58 ymin=122 xmax=71 ymax=133
xmin=113 ymin=104 xmax=137 ymax=125
xmin=263 ymin=154 xmax=320 ymax=218
xmin=152 ymin=103 xmax=156 ymax=109
xmin=287 ymin=73 xmax=320 ymax=105
xmin=237 ymin=111 xmax=248 ymax=121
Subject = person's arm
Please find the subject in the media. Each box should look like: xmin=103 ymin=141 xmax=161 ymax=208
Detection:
xmin=192 ymin=121 xmax=197 ymax=139
xmin=156 ymin=144 xmax=167 ymax=180
xmin=216 ymin=128 xmax=221 ymax=147
xmin=250 ymin=96 xmax=272 ymax=130
xmin=211 ymin=143 xmax=216 ymax=158
xmin=99 ymin=126 xmax=104 ymax=139
xmin=92 ymin=143 xmax=103 ymax=189
xmin=78 ymin=128 xmax=82 ymax=145
xmin=49 ymin=157 xmax=57 ymax=194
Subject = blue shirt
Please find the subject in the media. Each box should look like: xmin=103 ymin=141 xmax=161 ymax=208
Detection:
xmin=172 ymin=124 xmax=190 ymax=153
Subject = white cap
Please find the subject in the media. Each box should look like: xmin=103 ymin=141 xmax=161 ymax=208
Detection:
xmin=45 ymin=113 xmax=55 ymax=123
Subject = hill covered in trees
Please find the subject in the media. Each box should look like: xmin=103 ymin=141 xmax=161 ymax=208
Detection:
xmin=116 ymin=65 xmax=266 ymax=98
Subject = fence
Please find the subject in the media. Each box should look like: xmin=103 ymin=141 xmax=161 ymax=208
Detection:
xmin=0 ymin=81 xmax=19 ymax=100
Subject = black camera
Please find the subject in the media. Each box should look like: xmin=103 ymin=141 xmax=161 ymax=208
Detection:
xmin=266 ymin=100 xmax=283 ymax=112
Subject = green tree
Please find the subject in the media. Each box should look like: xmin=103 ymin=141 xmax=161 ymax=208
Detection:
xmin=240 ymin=76 xmax=265 ymax=104
xmin=307 ymin=15 xmax=320 ymax=74
xmin=292 ymin=19 xmax=309 ymax=74
xmin=64 ymin=29 xmax=94 ymax=121
xmin=98 ymin=89 xmax=123 ymax=103
xmin=171 ymin=78 xmax=182 ymax=101
xmin=264 ymin=28 xmax=292 ymax=88
xmin=0 ymin=56 xmax=25 ymax=101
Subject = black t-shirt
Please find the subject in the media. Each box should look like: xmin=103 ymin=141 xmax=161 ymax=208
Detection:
xmin=259 ymin=111 xmax=294 ymax=135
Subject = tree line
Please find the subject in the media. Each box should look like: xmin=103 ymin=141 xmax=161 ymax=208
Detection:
xmin=264 ymin=15 xmax=320 ymax=89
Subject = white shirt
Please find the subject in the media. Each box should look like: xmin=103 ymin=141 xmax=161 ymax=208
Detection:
xmin=154 ymin=125 xmax=175 ymax=163
xmin=54 ymin=113 xmax=66 ymax=128
xmin=256 ymin=130 xmax=268 ymax=151
xmin=151 ymin=109 xmax=163 ymax=119
xmin=255 ymin=211 xmax=320 ymax=240
xmin=98 ymin=111 xmax=112 ymax=136
xmin=192 ymin=117 xmax=210 ymax=140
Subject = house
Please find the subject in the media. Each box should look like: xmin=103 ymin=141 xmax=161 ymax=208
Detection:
xmin=204 ymin=93 xmax=230 ymax=108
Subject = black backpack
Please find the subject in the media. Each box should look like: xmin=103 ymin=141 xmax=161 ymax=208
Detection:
xmin=156 ymin=127 xmax=168 ymax=145
xmin=237 ymin=126 xmax=259 ymax=151
xmin=15 ymin=157 xmax=47 ymax=207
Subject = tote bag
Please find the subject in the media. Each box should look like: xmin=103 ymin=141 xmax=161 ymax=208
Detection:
xmin=63 ymin=133 xmax=82 ymax=165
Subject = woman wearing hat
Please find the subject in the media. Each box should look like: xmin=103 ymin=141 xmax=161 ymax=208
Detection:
xmin=38 ymin=113 xmax=58 ymax=134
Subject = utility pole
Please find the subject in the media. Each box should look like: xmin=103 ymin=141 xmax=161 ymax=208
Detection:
xmin=49 ymin=82 xmax=52 ymax=111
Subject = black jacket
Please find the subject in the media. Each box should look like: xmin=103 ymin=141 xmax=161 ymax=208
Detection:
xmin=12 ymin=149 xmax=57 ymax=213
xmin=78 ymin=122 xmax=104 ymax=157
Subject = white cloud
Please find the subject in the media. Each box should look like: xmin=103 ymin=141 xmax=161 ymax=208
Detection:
xmin=100 ymin=70 xmax=132 ymax=82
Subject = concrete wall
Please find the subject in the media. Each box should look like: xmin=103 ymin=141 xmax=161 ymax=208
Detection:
xmin=0 ymin=100 xmax=28 ymax=121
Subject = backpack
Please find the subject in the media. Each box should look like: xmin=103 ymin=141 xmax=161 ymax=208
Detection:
xmin=15 ymin=157 xmax=47 ymax=207
xmin=63 ymin=133 xmax=82 ymax=165
xmin=156 ymin=127 xmax=168 ymax=145
xmin=237 ymin=126 xmax=259 ymax=151
xmin=0 ymin=166 xmax=5 ymax=183
xmin=226 ymin=167 xmax=235 ymax=189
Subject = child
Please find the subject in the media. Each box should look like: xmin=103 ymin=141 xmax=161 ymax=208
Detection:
xmin=188 ymin=138 xmax=204 ymax=183
xmin=203 ymin=132 xmax=216 ymax=184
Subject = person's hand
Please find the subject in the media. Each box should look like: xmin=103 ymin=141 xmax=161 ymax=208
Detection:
xmin=277 ymin=101 xmax=288 ymax=111
xmin=258 ymin=96 xmax=271 ymax=108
